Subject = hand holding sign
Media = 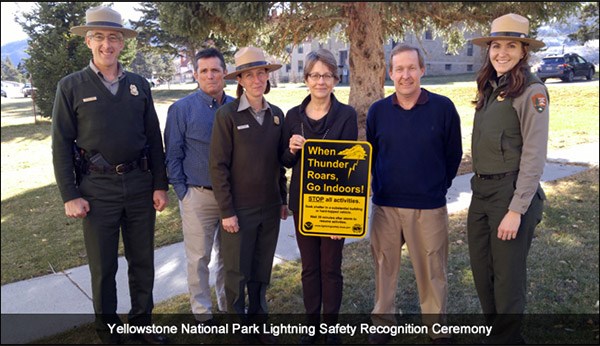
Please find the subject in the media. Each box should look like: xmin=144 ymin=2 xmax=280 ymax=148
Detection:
xmin=289 ymin=134 xmax=306 ymax=155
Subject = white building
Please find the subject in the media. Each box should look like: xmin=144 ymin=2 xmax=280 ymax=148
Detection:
xmin=273 ymin=28 xmax=485 ymax=83
xmin=178 ymin=28 xmax=486 ymax=84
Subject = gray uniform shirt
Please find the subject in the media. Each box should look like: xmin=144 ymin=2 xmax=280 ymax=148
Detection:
xmin=509 ymin=83 xmax=549 ymax=214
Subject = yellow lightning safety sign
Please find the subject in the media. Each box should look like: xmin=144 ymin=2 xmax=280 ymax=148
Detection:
xmin=299 ymin=139 xmax=372 ymax=238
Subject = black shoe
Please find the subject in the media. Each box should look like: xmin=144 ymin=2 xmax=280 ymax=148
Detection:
xmin=255 ymin=333 xmax=277 ymax=345
xmin=368 ymin=332 xmax=391 ymax=345
xmin=326 ymin=333 xmax=342 ymax=344
xmin=432 ymin=337 xmax=452 ymax=344
xmin=134 ymin=332 xmax=169 ymax=345
xmin=299 ymin=332 xmax=320 ymax=344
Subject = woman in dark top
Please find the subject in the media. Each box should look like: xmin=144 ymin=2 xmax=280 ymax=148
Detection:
xmin=280 ymin=48 xmax=358 ymax=345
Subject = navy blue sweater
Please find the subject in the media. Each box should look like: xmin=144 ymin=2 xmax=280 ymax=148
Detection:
xmin=366 ymin=89 xmax=462 ymax=209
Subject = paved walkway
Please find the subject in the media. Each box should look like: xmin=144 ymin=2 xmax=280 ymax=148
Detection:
xmin=1 ymin=143 xmax=597 ymax=343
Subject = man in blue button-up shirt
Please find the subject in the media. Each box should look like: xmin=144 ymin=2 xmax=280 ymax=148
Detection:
xmin=164 ymin=48 xmax=234 ymax=324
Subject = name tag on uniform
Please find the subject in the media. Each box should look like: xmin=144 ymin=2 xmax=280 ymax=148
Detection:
xmin=237 ymin=124 xmax=250 ymax=130
xmin=83 ymin=96 xmax=97 ymax=103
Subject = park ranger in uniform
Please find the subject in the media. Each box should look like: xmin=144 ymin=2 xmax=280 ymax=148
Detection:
xmin=51 ymin=6 xmax=168 ymax=344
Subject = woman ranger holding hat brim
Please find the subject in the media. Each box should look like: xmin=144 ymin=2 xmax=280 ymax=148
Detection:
xmin=209 ymin=46 xmax=288 ymax=344
xmin=467 ymin=13 xmax=549 ymax=344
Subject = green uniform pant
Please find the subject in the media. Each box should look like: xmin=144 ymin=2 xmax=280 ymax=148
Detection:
xmin=220 ymin=205 xmax=281 ymax=321
xmin=467 ymin=174 xmax=545 ymax=344
xmin=79 ymin=169 xmax=156 ymax=341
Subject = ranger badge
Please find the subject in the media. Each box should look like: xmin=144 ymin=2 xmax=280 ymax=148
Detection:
xmin=130 ymin=84 xmax=139 ymax=96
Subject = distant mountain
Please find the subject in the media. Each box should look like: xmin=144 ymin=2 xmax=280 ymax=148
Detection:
xmin=534 ymin=16 xmax=600 ymax=66
xmin=1 ymin=40 xmax=29 ymax=66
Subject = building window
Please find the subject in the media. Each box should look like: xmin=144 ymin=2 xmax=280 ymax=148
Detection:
xmin=445 ymin=64 xmax=452 ymax=71
xmin=426 ymin=63 xmax=431 ymax=71
xmin=467 ymin=64 xmax=473 ymax=72
xmin=339 ymin=50 xmax=348 ymax=66
xmin=286 ymin=63 xmax=291 ymax=72
xmin=298 ymin=60 xmax=304 ymax=73
xmin=298 ymin=45 xmax=303 ymax=54
xmin=285 ymin=45 xmax=292 ymax=54
xmin=425 ymin=30 xmax=432 ymax=40
xmin=467 ymin=42 xmax=473 ymax=57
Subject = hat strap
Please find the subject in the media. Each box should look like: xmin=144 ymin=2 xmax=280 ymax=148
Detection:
xmin=236 ymin=61 xmax=268 ymax=71
xmin=86 ymin=21 xmax=125 ymax=29
xmin=491 ymin=31 xmax=529 ymax=39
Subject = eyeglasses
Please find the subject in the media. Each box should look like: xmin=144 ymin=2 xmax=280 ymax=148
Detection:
xmin=307 ymin=73 xmax=335 ymax=82
xmin=88 ymin=33 xmax=123 ymax=43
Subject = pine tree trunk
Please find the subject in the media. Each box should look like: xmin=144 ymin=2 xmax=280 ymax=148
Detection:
xmin=345 ymin=3 xmax=386 ymax=140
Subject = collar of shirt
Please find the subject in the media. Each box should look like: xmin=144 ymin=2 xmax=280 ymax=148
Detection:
xmin=195 ymin=88 xmax=228 ymax=109
xmin=391 ymin=88 xmax=429 ymax=107
xmin=488 ymin=74 xmax=509 ymax=91
xmin=238 ymin=92 xmax=270 ymax=115
xmin=89 ymin=60 xmax=125 ymax=85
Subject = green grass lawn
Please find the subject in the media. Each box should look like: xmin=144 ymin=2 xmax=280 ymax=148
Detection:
xmin=1 ymin=80 xmax=598 ymax=285
xmin=34 ymin=168 xmax=599 ymax=344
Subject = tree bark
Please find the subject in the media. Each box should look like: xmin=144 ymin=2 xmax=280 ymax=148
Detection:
xmin=345 ymin=3 xmax=386 ymax=140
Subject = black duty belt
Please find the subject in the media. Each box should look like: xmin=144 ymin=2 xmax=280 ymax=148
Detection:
xmin=475 ymin=170 xmax=519 ymax=180
xmin=88 ymin=160 xmax=139 ymax=175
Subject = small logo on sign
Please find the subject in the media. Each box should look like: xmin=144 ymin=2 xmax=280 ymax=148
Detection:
xmin=304 ymin=221 xmax=313 ymax=230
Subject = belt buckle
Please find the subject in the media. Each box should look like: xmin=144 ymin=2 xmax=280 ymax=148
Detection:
xmin=115 ymin=163 xmax=127 ymax=175
xmin=477 ymin=173 xmax=491 ymax=180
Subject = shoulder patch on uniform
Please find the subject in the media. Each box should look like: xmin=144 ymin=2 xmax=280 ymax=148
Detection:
xmin=531 ymin=93 xmax=547 ymax=113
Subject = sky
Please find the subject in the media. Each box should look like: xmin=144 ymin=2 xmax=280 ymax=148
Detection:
xmin=1 ymin=2 xmax=142 ymax=46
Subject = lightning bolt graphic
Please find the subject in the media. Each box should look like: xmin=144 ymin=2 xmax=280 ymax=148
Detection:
xmin=348 ymin=160 xmax=359 ymax=179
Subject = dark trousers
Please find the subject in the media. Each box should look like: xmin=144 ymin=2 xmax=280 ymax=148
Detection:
xmin=293 ymin=214 xmax=344 ymax=326
xmin=79 ymin=169 xmax=156 ymax=341
xmin=467 ymin=175 xmax=545 ymax=344
xmin=221 ymin=205 xmax=281 ymax=321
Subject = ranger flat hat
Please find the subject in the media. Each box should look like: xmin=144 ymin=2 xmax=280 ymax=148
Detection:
xmin=471 ymin=13 xmax=545 ymax=49
xmin=71 ymin=6 xmax=137 ymax=39
xmin=224 ymin=46 xmax=282 ymax=80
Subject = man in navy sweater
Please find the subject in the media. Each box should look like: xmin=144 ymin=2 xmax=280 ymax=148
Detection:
xmin=366 ymin=44 xmax=462 ymax=345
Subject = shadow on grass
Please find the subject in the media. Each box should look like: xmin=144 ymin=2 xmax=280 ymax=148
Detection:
xmin=1 ymin=183 xmax=183 ymax=285
xmin=1 ymin=121 xmax=51 ymax=143
xmin=1 ymin=183 xmax=84 ymax=284
xmin=11 ymin=168 xmax=600 ymax=343
xmin=1 ymin=98 xmax=36 ymax=114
